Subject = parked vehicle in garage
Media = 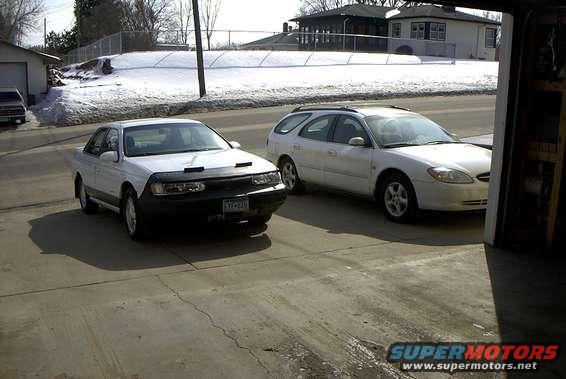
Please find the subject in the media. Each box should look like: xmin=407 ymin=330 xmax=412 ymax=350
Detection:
xmin=72 ymin=118 xmax=287 ymax=240
xmin=266 ymin=105 xmax=492 ymax=222
xmin=0 ymin=87 xmax=26 ymax=124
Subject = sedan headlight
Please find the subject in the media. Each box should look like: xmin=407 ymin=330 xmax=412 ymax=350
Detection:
xmin=427 ymin=167 xmax=474 ymax=184
xmin=150 ymin=181 xmax=206 ymax=195
xmin=252 ymin=171 xmax=281 ymax=185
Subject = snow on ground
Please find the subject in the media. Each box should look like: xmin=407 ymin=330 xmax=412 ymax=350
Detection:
xmin=34 ymin=50 xmax=499 ymax=126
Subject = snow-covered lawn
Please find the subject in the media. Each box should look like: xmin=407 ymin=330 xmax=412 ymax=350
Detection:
xmin=34 ymin=50 xmax=499 ymax=126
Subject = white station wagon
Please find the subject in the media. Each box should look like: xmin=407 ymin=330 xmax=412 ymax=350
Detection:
xmin=72 ymin=118 xmax=287 ymax=240
xmin=266 ymin=105 xmax=492 ymax=222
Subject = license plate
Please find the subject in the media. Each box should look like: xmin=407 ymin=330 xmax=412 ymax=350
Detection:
xmin=222 ymin=197 xmax=249 ymax=213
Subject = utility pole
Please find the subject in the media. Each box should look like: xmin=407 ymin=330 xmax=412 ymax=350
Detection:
xmin=43 ymin=18 xmax=46 ymax=50
xmin=192 ymin=0 xmax=206 ymax=97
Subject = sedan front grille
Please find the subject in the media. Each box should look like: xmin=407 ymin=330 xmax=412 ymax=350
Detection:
xmin=477 ymin=172 xmax=490 ymax=182
xmin=0 ymin=106 xmax=24 ymax=116
xmin=462 ymin=199 xmax=488 ymax=206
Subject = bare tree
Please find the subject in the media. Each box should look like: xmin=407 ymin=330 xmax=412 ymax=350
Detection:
xmin=0 ymin=0 xmax=44 ymax=44
xmin=299 ymin=0 xmax=349 ymax=15
xmin=121 ymin=0 xmax=174 ymax=33
xmin=298 ymin=0 xmax=419 ymax=15
xmin=176 ymin=0 xmax=192 ymax=44
xmin=199 ymin=0 xmax=221 ymax=50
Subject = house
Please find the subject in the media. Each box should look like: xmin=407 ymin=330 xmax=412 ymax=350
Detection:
xmin=0 ymin=40 xmax=61 ymax=105
xmin=388 ymin=5 xmax=500 ymax=60
xmin=289 ymin=4 xmax=393 ymax=52
xmin=288 ymin=4 xmax=499 ymax=60
xmin=241 ymin=25 xmax=300 ymax=51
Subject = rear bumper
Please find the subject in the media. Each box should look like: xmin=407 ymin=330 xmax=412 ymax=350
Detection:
xmin=139 ymin=183 xmax=287 ymax=220
xmin=413 ymin=180 xmax=489 ymax=211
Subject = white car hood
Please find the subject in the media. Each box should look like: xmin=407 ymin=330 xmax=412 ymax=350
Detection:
xmin=127 ymin=148 xmax=276 ymax=175
xmin=390 ymin=143 xmax=492 ymax=175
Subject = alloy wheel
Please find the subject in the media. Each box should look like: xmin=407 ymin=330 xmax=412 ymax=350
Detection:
xmin=282 ymin=162 xmax=297 ymax=190
xmin=384 ymin=181 xmax=409 ymax=217
xmin=125 ymin=197 xmax=137 ymax=235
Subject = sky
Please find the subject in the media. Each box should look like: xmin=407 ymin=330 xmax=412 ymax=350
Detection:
xmin=26 ymin=0 xmax=303 ymax=46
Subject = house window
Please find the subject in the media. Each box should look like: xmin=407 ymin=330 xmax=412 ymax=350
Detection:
xmin=411 ymin=23 xmax=425 ymax=40
xmin=392 ymin=23 xmax=401 ymax=38
xmin=485 ymin=27 xmax=497 ymax=48
xmin=430 ymin=22 xmax=446 ymax=41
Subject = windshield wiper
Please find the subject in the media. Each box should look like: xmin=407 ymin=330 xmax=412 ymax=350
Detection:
xmin=382 ymin=142 xmax=420 ymax=148
xmin=423 ymin=141 xmax=462 ymax=145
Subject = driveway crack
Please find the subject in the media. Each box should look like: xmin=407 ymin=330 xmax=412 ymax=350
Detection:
xmin=155 ymin=275 xmax=271 ymax=377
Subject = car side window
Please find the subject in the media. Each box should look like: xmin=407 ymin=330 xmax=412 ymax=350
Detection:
xmin=332 ymin=116 xmax=370 ymax=145
xmin=84 ymin=128 xmax=108 ymax=156
xmin=100 ymin=129 xmax=119 ymax=153
xmin=299 ymin=115 xmax=335 ymax=142
xmin=274 ymin=113 xmax=312 ymax=134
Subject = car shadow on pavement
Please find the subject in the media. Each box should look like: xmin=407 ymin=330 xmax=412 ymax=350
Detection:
xmin=0 ymin=121 xmax=19 ymax=132
xmin=28 ymin=208 xmax=271 ymax=271
xmin=277 ymin=189 xmax=485 ymax=246
xmin=484 ymin=246 xmax=566 ymax=376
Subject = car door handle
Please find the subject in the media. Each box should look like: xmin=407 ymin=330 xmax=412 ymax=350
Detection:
xmin=327 ymin=149 xmax=337 ymax=157
xmin=293 ymin=144 xmax=301 ymax=150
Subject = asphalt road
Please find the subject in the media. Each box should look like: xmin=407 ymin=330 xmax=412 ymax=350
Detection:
xmin=0 ymin=94 xmax=495 ymax=210
xmin=1 ymin=94 xmax=563 ymax=378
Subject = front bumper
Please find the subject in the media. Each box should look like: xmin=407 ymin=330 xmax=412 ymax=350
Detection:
xmin=139 ymin=182 xmax=287 ymax=220
xmin=0 ymin=114 xmax=25 ymax=122
xmin=413 ymin=179 xmax=489 ymax=211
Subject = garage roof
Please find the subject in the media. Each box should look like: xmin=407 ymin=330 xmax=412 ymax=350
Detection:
xmin=0 ymin=40 xmax=61 ymax=64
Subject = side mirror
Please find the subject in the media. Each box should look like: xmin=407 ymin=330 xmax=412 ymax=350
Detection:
xmin=100 ymin=151 xmax=119 ymax=162
xmin=348 ymin=137 xmax=367 ymax=147
xmin=230 ymin=141 xmax=241 ymax=149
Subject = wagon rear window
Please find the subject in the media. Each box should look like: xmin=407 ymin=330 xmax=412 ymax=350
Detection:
xmin=274 ymin=113 xmax=312 ymax=134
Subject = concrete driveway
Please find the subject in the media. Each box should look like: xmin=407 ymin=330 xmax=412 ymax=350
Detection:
xmin=1 ymin=95 xmax=563 ymax=378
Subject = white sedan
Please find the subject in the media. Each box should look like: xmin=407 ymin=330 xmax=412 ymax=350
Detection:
xmin=266 ymin=105 xmax=491 ymax=222
xmin=72 ymin=118 xmax=287 ymax=240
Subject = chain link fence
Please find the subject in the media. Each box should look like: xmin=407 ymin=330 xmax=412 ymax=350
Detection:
xmin=64 ymin=30 xmax=456 ymax=65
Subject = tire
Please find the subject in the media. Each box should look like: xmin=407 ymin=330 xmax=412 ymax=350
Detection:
xmin=19 ymin=117 xmax=26 ymax=124
xmin=248 ymin=213 xmax=272 ymax=226
xmin=279 ymin=157 xmax=305 ymax=194
xmin=77 ymin=177 xmax=99 ymax=214
xmin=122 ymin=187 xmax=148 ymax=241
xmin=379 ymin=172 xmax=418 ymax=223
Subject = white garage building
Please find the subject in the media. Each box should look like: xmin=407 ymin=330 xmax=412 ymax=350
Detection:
xmin=0 ymin=41 xmax=61 ymax=105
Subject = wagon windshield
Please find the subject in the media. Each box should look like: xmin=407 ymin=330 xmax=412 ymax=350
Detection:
xmin=124 ymin=122 xmax=231 ymax=157
xmin=365 ymin=115 xmax=457 ymax=148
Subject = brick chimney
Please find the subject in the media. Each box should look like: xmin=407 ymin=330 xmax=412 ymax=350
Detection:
xmin=283 ymin=22 xmax=289 ymax=33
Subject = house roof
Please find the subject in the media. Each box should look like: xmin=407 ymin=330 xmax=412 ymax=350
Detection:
xmin=242 ymin=32 xmax=299 ymax=49
xmin=290 ymin=4 xmax=394 ymax=22
xmin=0 ymin=40 xmax=62 ymax=63
xmin=389 ymin=5 xmax=500 ymax=25
xmin=419 ymin=0 xmax=561 ymax=13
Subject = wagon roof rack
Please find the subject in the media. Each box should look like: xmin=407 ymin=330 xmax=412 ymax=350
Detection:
xmin=386 ymin=105 xmax=411 ymax=111
xmin=291 ymin=105 xmax=360 ymax=113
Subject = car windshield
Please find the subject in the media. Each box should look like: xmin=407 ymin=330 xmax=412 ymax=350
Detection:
xmin=365 ymin=114 xmax=457 ymax=148
xmin=124 ymin=122 xmax=231 ymax=157
xmin=0 ymin=92 xmax=22 ymax=103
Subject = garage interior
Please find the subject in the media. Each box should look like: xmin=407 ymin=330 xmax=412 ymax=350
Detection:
xmin=427 ymin=0 xmax=566 ymax=255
